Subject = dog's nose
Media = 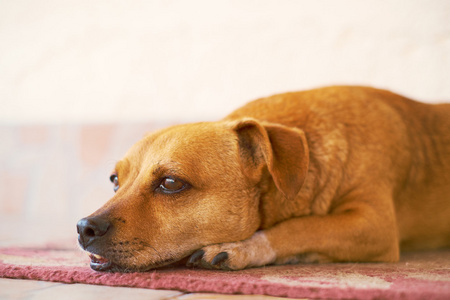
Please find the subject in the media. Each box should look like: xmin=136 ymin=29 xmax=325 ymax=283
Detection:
xmin=77 ymin=217 xmax=111 ymax=248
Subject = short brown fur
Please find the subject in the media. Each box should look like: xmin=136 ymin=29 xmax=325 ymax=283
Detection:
xmin=77 ymin=86 xmax=450 ymax=271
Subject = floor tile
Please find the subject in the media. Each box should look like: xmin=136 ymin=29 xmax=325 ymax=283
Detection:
xmin=0 ymin=278 xmax=184 ymax=300
xmin=0 ymin=279 xmax=60 ymax=299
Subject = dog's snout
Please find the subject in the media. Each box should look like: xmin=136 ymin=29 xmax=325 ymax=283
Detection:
xmin=77 ymin=217 xmax=111 ymax=248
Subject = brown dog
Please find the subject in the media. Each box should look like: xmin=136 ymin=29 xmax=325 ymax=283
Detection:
xmin=77 ymin=86 xmax=450 ymax=272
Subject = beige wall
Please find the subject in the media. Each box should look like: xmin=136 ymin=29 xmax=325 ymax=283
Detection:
xmin=1 ymin=0 xmax=449 ymax=124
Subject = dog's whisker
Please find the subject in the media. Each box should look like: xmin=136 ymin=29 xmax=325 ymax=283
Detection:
xmin=110 ymin=238 xmax=166 ymax=271
xmin=135 ymin=239 xmax=164 ymax=262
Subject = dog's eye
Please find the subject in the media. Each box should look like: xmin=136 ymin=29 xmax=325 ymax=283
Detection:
xmin=159 ymin=177 xmax=187 ymax=194
xmin=110 ymin=174 xmax=119 ymax=192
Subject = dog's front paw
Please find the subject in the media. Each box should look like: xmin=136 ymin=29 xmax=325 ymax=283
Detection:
xmin=186 ymin=231 xmax=276 ymax=270
xmin=186 ymin=243 xmax=247 ymax=270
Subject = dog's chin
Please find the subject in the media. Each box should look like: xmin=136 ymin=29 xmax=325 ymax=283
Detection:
xmin=89 ymin=253 xmax=113 ymax=271
xmin=87 ymin=252 xmax=187 ymax=273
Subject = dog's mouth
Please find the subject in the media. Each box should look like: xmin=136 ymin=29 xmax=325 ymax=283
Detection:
xmin=85 ymin=251 xmax=187 ymax=273
xmin=88 ymin=252 xmax=113 ymax=271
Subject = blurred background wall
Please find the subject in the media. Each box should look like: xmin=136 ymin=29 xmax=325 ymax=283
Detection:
xmin=1 ymin=0 xmax=449 ymax=246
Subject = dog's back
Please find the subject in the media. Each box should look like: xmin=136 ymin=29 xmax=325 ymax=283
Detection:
xmin=226 ymin=86 xmax=450 ymax=251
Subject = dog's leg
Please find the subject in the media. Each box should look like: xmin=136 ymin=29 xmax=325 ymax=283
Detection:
xmin=188 ymin=192 xmax=399 ymax=270
xmin=187 ymin=231 xmax=277 ymax=270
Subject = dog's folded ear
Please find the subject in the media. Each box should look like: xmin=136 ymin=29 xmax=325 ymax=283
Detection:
xmin=232 ymin=119 xmax=309 ymax=200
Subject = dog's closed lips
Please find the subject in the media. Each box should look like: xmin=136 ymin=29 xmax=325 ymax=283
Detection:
xmin=77 ymin=86 xmax=450 ymax=272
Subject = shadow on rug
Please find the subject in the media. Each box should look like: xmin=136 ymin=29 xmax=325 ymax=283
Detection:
xmin=1 ymin=246 xmax=449 ymax=299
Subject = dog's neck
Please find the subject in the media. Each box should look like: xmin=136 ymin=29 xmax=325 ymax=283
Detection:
xmin=256 ymin=126 xmax=349 ymax=229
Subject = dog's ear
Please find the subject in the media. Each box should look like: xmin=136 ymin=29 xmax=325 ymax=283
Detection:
xmin=232 ymin=119 xmax=309 ymax=200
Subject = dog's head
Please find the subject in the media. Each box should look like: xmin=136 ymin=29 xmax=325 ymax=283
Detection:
xmin=77 ymin=119 xmax=309 ymax=272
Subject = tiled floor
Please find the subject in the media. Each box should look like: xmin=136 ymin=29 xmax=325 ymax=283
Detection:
xmin=0 ymin=278 xmax=183 ymax=300
xmin=0 ymin=278 xmax=292 ymax=300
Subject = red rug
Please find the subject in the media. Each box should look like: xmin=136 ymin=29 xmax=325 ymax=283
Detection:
xmin=1 ymin=246 xmax=449 ymax=299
